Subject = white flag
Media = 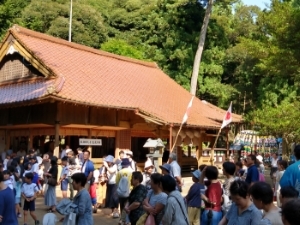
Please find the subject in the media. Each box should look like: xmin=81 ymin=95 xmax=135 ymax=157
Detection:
xmin=182 ymin=96 xmax=195 ymax=124
xmin=221 ymin=102 xmax=232 ymax=129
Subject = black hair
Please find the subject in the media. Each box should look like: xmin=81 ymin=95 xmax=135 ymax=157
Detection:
xmin=24 ymin=163 xmax=30 ymax=170
xmin=150 ymin=173 xmax=162 ymax=184
xmin=0 ymin=172 xmax=3 ymax=182
xmin=235 ymin=161 xmax=242 ymax=168
xmin=8 ymin=166 xmax=19 ymax=182
xmin=160 ymin=175 xmax=176 ymax=193
xmin=71 ymin=173 xmax=87 ymax=187
xmin=277 ymin=160 xmax=288 ymax=170
xmin=222 ymin=162 xmax=236 ymax=175
xmin=280 ymin=186 xmax=299 ymax=199
xmin=247 ymin=154 xmax=256 ymax=162
xmin=281 ymin=199 xmax=300 ymax=225
xmin=205 ymin=166 xmax=218 ymax=180
xmin=294 ymin=145 xmax=300 ymax=160
xmin=199 ymin=164 xmax=206 ymax=171
xmin=249 ymin=182 xmax=273 ymax=204
xmin=2 ymin=170 xmax=10 ymax=175
xmin=230 ymin=180 xmax=249 ymax=199
xmin=51 ymin=159 xmax=57 ymax=166
xmin=132 ymin=171 xmax=143 ymax=183
xmin=61 ymin=156 xmax=68 ymax=161
xmin=25 ymin=172 xmax=34 ymax=180
xmin=83 ymin=150 xmax=91 ymax=155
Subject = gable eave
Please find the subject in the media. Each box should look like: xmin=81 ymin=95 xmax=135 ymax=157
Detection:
xmin=0 ymin=28 xmax=56 ymax=78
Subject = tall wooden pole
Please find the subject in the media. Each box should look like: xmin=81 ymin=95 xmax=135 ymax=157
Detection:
xmin=171 ymin=124 xmax=183 ymax=152
xmin=210 ymin=128 xmax=222 ymax=165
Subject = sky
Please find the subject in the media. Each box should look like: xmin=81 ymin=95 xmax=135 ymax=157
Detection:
xmin=242 ymin=0 xmax=271 ymax=9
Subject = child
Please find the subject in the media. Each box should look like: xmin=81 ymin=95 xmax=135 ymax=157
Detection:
xmin=21 ymin=172 xmax=40 ymax=225
xmin=30 ymin=156 xmax=40 ymax=187
xmin=23 ymin=163 xmax=32 ymax=178
xmin=222 ymin=162 xmax=236 ymax=214
xmin=275 ymin=160 xmax=288 ymax=204
xmin=58 ymin=156 xmax=69 ymax=198
xmin=3 ymin=170 xmax=13 ymax=190
xmin=38 ymin=164 xmax=44 ymax=193
xmin=185 ymin=170 xmax=205 ymax=225
xmin=90 ymin=178 xmax=98 ymax=214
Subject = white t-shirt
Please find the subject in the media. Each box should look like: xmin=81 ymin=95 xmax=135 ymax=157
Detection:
xmin=93 ymin=170 xmax=100 ymax=183
xmin=21 ymin=183 xmax=39 ymax=198
xmin=4 ymin=179 xmax=13 ymax=190
xmin=31 ymin=163 xmax=39 ymax=174
xmin=10 ymin=175 xmax=16 ymax=188
xmin=107 ymin=164 xmax=117 ymax=184
xmin=271 ymin=158 xmax=279 ymax=167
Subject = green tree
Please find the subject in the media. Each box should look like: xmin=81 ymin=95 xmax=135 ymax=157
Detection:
xmin=101 ymin=39 xmax=146 ymax=60
xmin=19 ymin=0 xmax=107 ymax=48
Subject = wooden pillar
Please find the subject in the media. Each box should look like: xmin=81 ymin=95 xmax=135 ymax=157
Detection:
xmin=115 ymin=131 xmax=120 ymax=159
xmin=28 ymin=129 xmax=33 ymax=150
xmin=197 ymin=130 xmax=205 ymax=167
xmin=169 ymin=125 xmax=173 ymax=151
xmin=54 ymin=102 xmax=61 ymax=158
xmin=5 ymin=130 xmax=10 ymax=151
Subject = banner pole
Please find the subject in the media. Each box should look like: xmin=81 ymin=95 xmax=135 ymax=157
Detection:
xmin=210 ymin=127 xmax=222 ymax=166
xmin=171 ymin=123 xmax=183 ymax=152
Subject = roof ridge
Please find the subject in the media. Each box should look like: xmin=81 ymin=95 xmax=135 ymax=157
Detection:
xmin=10 ymin=24 xmax=158 ymax=69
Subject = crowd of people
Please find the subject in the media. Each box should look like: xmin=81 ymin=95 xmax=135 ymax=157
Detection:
xmin=0 ymin=144 xmax=300 ymax=225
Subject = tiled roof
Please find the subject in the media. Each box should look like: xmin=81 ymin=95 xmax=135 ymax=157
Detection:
xmin=0 ymin=25 xmax=242 ymax=128
xmin=0 ymin=78 xmax=55 ymax=104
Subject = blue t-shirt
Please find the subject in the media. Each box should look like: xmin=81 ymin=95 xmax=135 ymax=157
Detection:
xmin=245 ymin=165 xmax=259 ymax=184
xmin=280 ymin=160 xmax=300 ymax=197
xmin=226 ymin=203 xmax=262 ymax=225
xmin=0 ymin=187 xmax=18 ymax=225
xmin=185 ymin=182 xmax=205 ymax=207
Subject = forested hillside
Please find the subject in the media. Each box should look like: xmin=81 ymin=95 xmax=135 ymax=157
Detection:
xmin=1 ymin=0 xmax=300 ymax=140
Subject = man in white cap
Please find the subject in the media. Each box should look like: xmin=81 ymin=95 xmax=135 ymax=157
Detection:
xmin=142 ymin=158 xmax=155 ymax=192
xmin=125 ymin=150 xmax=137 ymax=171
xmin=168 ymin=152 xmax=183 ymax=192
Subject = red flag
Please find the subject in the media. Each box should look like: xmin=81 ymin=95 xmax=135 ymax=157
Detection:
xmin=182 ymin=96 xmax=195 ymax=124
xmin=221 ymin=102 xmax=232 ymax=129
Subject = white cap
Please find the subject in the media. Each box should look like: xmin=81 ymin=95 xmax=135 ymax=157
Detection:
xmin=66 ymin=149 xmax=72 ymax=154
xmin=126 ymin=150 xmax=133 ymax=156
xmin=256 ymin=155 xmax=263 ymax=163
xmin=144 ymin=159 xmax=154 ymax=169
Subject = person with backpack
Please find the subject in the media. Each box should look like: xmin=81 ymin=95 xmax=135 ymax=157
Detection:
xmin=116 ymin=158 xmax=133 ymax=225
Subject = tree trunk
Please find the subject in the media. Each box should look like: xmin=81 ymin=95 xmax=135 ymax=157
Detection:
xmin=190 ymin=0 xmax=214 ymax=95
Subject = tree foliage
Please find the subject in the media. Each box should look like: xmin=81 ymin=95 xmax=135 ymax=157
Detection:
xmin=1 ymin=0 xmax=300 ymax=142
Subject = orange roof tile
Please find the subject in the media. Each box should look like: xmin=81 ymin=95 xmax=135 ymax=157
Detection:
xmin=0 ymin=25 xmax=242 ymax=128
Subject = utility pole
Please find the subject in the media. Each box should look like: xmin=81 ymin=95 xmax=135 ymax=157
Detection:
xmin=68 ymin=0 xmax=73 ymax=42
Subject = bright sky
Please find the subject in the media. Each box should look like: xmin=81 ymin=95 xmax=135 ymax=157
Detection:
xmin=242 ymin=0 xmax=271 ymax=9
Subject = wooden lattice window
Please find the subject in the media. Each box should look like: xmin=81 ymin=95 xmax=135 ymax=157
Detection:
xmin=0 ymin=53 xmax=43 ymax=82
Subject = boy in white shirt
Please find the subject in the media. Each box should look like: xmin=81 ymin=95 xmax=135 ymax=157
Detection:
xmin=3 ymin=170 xmax=13 ymax=190
xmin=21 ymin=172 xmax=40 ymax=225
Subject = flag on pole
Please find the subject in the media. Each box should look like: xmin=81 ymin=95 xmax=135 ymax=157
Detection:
xmin=221 ymin=102 xmax=232 ymax=129
xmin=182 ymin=96 xmax=195 ymax=124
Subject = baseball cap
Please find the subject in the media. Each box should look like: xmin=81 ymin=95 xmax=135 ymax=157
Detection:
xmin=126 ymin=150 xmax=133 ymax=156
xmin=191 ymin=170 xmax=201 ymax=180
xmin=66 ymin=149 xmax=72 ymax=154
